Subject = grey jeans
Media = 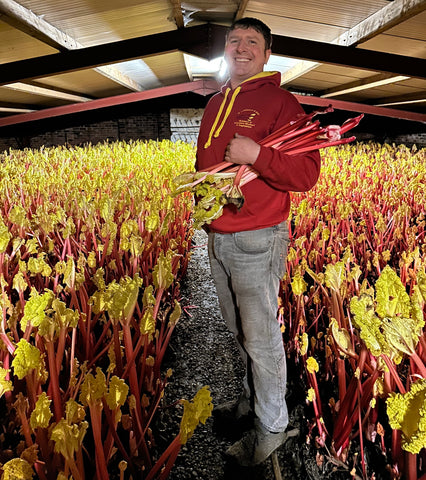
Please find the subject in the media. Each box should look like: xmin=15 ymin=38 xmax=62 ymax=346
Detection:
xmin=208 ymin=221 xmax=289 ymax=432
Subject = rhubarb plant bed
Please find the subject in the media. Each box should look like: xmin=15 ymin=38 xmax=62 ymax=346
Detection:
xmin=0 ymin=138 xmax=425 ymax=480
xmin=0 ymin=140 xmax=212 ymax=480
xmin=169 ymin=140 xmax=426 ymax=480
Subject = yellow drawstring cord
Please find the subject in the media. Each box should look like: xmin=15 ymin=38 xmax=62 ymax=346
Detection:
xmin=204 ymin=88 xmax=230 ymax=148
xmin=204 ymin=73 xmax=277 ymax=149
xmin=213 ymin=86 xmax=241 ymax=139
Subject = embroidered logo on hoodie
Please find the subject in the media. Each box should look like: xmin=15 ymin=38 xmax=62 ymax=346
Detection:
xmin=235 ymin=109 xmax=259 ymax=129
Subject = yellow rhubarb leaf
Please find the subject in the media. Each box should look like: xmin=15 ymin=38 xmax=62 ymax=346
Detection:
xmin=0 ymin=219 xmax=11 ymax=253
xmin=30 ymin=392 xmax=52 ymax=429
xmin=21 ymin=289 xmax=54 ymax=332
xmin=106 ymin=274 xmax=143 ymax=325
xmin=106 ymin=376 xmax=129 ymax=410
xmin=299 ymin=332 xmax=309 ymax=356
xmin=306 ymin=356 xmax=319 ymax=374
xmin=12 ymin=339 xmax=45 ymax=380
xmin=382 ymin=316 xmax=419 ymax=356
xmin=325 ymin=261 xmax=346 ymax=292
xmin=0 ymin=367 xmax=13 ymax=397
xmin=307 ymin=388 xmax=316 ymax=402
xmin=153 ymin=250 xmax=174 ymax=291
xmin=79 ymin=367 xmax=107 ymax=406
xmin=1 ymin=458 xmax=34 ymax=480
xmin=27 ymin=254 xmax=52 ymax=277
xmin=386 ymin=379 xmax=426 ymax=454
xmin=291 ymin=271 xmax=307 ymax=296
xmin=140 ymin=307 xmax=156 ymax=336
xmin=9 ymin=205 xmax=30 ymax=229
xmin=65 ymin=398 xmax=86 ymax=424
xmin=52 ymin=299 xmax=79 ymax=329
xmin=350 ymin=294 xmax=386 ymax=357
xmin=169 ymin=300 xmax=181 ymax=326
xmin=63 ymin=257 xmax=76 ymax=289
xmin=179 ymin=386 xmax=213 ymax=445
xmin=12 ymin=271 xmax=28 ymax=294
xmin=50 ymin=419 xmax=88 ymax=460
xmin=375 ymin=265 xmax=411 ymax=319
xmin=330 ymin=317 xmax=353 ymax=356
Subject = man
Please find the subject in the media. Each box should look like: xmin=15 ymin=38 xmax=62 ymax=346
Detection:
xmin=196 ymin=17 xmax=321 ymax=466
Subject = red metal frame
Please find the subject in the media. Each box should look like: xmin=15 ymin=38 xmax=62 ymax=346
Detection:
xmin=0 ymin=79 xmax=424 ymax=128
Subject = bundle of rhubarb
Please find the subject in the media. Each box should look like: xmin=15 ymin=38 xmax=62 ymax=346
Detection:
xmin=173 ymin=106 xmax=363 ymax=229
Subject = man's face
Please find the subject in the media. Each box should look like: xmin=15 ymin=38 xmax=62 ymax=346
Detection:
xmin=224 ymin=26 xmax=271 ymax=86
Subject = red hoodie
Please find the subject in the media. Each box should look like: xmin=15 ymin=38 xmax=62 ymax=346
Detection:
xmin=196 ymin=71 xmax=321 ymax=234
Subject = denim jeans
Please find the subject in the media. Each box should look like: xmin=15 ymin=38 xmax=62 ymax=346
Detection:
xmin=208 ymin=221 xmax=289 ymax=432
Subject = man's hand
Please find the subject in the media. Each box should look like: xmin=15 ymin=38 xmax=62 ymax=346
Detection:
xmin=224 ymin=133 xmax=260 ymax=165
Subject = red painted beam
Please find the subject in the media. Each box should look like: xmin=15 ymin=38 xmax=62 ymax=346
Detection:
xmin=0 ymin=80 xmax=424 ymax=129
xmin=293 ymin=95 xmax=426 ymax=123
xmin=0 ymin=80 xmax=215 ymax=128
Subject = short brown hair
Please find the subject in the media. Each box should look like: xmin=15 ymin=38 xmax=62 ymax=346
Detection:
xmin=228 ymin=17 xmax=272 ymax=50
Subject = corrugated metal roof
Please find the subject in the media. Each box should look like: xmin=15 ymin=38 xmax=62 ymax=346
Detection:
xmin=0 ymin=0 xmax=425 ymax=124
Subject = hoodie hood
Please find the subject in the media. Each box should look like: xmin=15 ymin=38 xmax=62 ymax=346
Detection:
xmin=203 ymin=71 xmax=281 ymax=149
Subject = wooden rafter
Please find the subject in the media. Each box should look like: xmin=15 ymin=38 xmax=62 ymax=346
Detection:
xmin=320 ymin=73 xmax=410 ymax=98
xmin=3 ymin=82 xmax=93 ymax=102
xmin=168 ymin=0 xmax=185 ymax=28
xmin=372 ymin=91 xmax=426 ymax=107
xmin=0 ymin=24 xmax=228 ymax=85
xmin=235 ymin=0 xmax=250 ymax=20
xmin=0 ymin=80 xmax=217 ymax=127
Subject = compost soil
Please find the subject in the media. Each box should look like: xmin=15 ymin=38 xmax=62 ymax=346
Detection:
xmin=159 ymin=230 xmax=392 ymax=480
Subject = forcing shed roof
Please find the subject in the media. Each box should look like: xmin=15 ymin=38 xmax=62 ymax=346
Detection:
xmin=0 ymin=0 xmax=425 ymax=127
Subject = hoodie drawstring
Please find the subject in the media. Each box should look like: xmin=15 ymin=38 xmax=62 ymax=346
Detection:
xmin=204 ymin=88 xmax=230 ymax=149
xmin=203 ymin=72 xmax=279 ymax=149
xmin=213 ymin=86 xmax=241 ymax=140
xmin=204 ymin=86 xmax=241 ymax=149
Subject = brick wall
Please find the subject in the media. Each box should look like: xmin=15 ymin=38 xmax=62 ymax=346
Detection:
xmin=0 ymin=100 xmax=424 ymax=153
xmin=0 ymin=111 xmax=171 ymax=152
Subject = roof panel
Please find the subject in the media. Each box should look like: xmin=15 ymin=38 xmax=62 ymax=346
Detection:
xmin=17 ymin=0 xmax=175 ymax=44
xmin=34 ymin=70 xmax=133 ymax=98
xmin=144 ymin=52 xmax=190 ymax=86
xmin=360 ymin=35 xmax=426 ymax=58
xmin=0 ymin=0 xmax=424 ymax=121
xmin=0 ymin=23 xmax=56 ymax=63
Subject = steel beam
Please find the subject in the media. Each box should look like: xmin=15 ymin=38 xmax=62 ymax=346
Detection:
xmin=0 ymin=23 xmax=425 ymax=87
xmin=0 ymin=80 xmax=216 ymax=127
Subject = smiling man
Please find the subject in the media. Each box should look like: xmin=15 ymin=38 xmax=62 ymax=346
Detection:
xmin=195 ymin=18 xmax=321 ymax=466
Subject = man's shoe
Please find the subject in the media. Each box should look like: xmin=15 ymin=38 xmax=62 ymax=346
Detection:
xmin=212 ymin=395 xmax=253 ymax=438
xmin=213 ymin=395 xmax=251 ymax=420
xmin=225 ymin=420 xmax=298 ymax=467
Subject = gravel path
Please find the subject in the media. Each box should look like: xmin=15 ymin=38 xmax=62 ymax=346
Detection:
xmin=158 ymin=229 xmax=391 ymax=480
xmin=161 ymin=230 xmax=309 ymax=480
